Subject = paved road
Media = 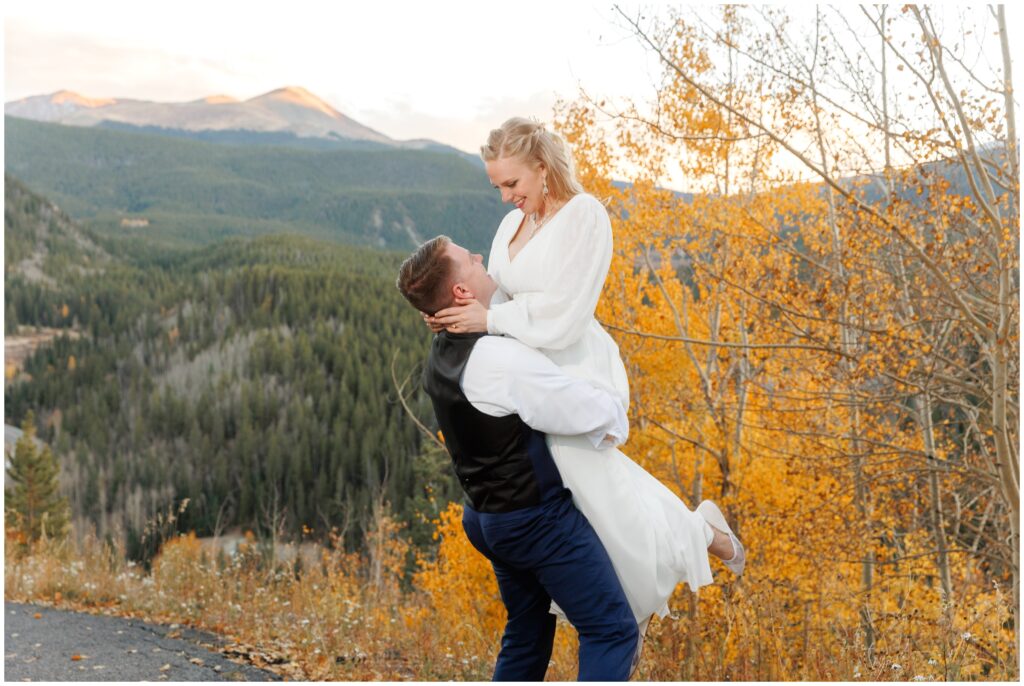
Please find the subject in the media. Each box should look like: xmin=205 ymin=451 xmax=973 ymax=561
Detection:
xmin=4 ymin=602 xmax=281 ymax=682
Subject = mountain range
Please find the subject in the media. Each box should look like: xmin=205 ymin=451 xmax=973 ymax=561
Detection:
xmin=4 ymin=115 xmax=505 ymax=253
xmin=5 ymin=86 xmax=476 ymax=160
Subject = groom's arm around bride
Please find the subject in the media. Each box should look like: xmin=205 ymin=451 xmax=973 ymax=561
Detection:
xmin=397 ymin=235 xmax=640 ymax=681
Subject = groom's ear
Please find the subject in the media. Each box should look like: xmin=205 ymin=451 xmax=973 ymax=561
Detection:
xmin=452 ymin=282 xmax=474 ymax=301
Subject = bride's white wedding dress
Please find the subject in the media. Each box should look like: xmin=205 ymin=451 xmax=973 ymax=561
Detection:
xmin=485 ymin=193 xmax=714 ymax=623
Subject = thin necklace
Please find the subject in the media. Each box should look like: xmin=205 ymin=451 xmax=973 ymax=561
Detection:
xmin=529 ymin=199 xmax=564 ymax=239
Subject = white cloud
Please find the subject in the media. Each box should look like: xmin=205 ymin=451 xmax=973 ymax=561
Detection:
xmin=357 ymin=91 xmax=561 ymax=153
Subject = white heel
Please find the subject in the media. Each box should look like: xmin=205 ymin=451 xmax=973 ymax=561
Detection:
xmin=697 ymin=500 xmax=746 ymax=576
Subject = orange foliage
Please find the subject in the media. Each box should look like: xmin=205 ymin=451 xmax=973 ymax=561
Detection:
xmin=410 ymin=501 xmax=581 ymax=680
xmin=547 ymin=5 xmax=1017 ymax=679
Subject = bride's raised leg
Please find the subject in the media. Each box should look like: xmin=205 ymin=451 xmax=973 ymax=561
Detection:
xmin=696 ymin=500 xmax=746 ymax=576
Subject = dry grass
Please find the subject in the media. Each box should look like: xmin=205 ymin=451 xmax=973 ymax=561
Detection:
xmin=5 ymin=509 xmax=1017 ymax=682
xmin=5 ymin=523 xmax=481 ymax=680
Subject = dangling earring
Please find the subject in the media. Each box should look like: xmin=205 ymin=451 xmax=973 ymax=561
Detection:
xmin=542 ymin=178 xmax=549 ymax=196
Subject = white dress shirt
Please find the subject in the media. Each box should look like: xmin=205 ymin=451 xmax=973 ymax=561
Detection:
xmin=460 ymin=335 xmax=629 ymax=450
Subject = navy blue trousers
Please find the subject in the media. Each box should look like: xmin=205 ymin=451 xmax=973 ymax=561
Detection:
xmin=462 ymin=490 xmax=639 ymax=682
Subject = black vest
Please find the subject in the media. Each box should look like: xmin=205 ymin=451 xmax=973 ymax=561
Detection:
xmin=423 ymin=332 xmax=563 ymax=514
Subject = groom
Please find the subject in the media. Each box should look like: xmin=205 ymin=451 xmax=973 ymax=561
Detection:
xmin=397 ymin=236 xmax=639 ymax=681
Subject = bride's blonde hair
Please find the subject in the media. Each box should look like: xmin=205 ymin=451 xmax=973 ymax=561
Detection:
xmin=480 ymin=117 xmax=585 ymax=202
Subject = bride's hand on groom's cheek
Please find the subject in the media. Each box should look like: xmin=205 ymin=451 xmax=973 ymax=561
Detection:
xmin=433 ymin=298 xmax=488 ymax=334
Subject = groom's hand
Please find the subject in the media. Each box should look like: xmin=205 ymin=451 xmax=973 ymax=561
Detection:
xmin=433 ymin=298 xmax=488 ymax=334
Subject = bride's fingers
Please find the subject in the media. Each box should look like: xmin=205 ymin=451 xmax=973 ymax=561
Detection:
xmin=435 ymin=303 xmax=473 ymax=318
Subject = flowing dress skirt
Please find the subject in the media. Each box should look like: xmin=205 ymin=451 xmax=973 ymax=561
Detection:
xmin=544 ymin=321 xmax=714 ymax=623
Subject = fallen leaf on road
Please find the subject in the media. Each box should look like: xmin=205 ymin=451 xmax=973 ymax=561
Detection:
xmin=159 ymin=663 xmax=171 ymax=672
xmin=71 ymin=654 xmax=88 ymax=661
xmin=33 ymin=613 xmax=41 ymax=619
xmin=189 ymin=657 xmax=205 ymax=666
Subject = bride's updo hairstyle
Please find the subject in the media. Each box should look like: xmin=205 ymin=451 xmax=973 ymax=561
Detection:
xmin=480 ymin=117 xmax=585 ymax=202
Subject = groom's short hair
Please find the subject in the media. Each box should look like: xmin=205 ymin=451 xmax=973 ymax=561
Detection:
xmin=396 ymin=235 xmax=456 ymax=315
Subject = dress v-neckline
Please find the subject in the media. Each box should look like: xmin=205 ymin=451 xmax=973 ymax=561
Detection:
xmin=506 ymin=195 xmax=579 ymax=264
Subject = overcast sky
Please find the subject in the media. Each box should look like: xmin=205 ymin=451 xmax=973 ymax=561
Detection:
xmin=4 ymin=2 xmax=1019 ymax=164
xmin=4 ymin=0 xmax=667 ymax=153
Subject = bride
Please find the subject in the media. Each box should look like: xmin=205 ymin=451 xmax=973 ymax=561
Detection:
xmin=427 ymin=117 xmax=746 ymax=629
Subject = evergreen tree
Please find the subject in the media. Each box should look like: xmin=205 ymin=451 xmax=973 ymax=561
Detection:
xmin=4 ymin=412 xmax=70 ymax=543
xmin=5 ymin=175 xmax=438 ymax=554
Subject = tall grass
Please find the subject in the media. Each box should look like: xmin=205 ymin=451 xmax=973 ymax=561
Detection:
xmin=5 ymin=502 xmax=1016 ymax=681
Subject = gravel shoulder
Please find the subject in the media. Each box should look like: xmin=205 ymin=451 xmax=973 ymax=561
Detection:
xmin=3 ymin=601 xmax=281 ymax=682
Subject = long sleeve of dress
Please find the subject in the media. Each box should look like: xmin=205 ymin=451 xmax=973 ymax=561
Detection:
xmin=486 ymin=196 xmax=612 ymax=351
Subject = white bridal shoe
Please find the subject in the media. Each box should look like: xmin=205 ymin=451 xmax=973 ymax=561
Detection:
xmin=697 ymin=500 xmax=746 ymax=576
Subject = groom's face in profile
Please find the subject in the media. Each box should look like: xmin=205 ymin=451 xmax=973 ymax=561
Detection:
xmin=445 ymin=241 xmax=497 ymax=307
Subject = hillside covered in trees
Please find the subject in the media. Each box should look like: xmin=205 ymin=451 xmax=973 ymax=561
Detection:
xmin=5 ymin=116 xmax=505 ymax=253
xmin=5 ymin=175 xmax=457 ymax=560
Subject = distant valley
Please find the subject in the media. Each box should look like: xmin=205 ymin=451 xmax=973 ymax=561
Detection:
xmin=5 ymin=116 xmax=504 ymax=253
xmin=5 ymin=86 xmax=503 ymax=253
xmin=5 ymin=174 xmax=457 ymax=557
